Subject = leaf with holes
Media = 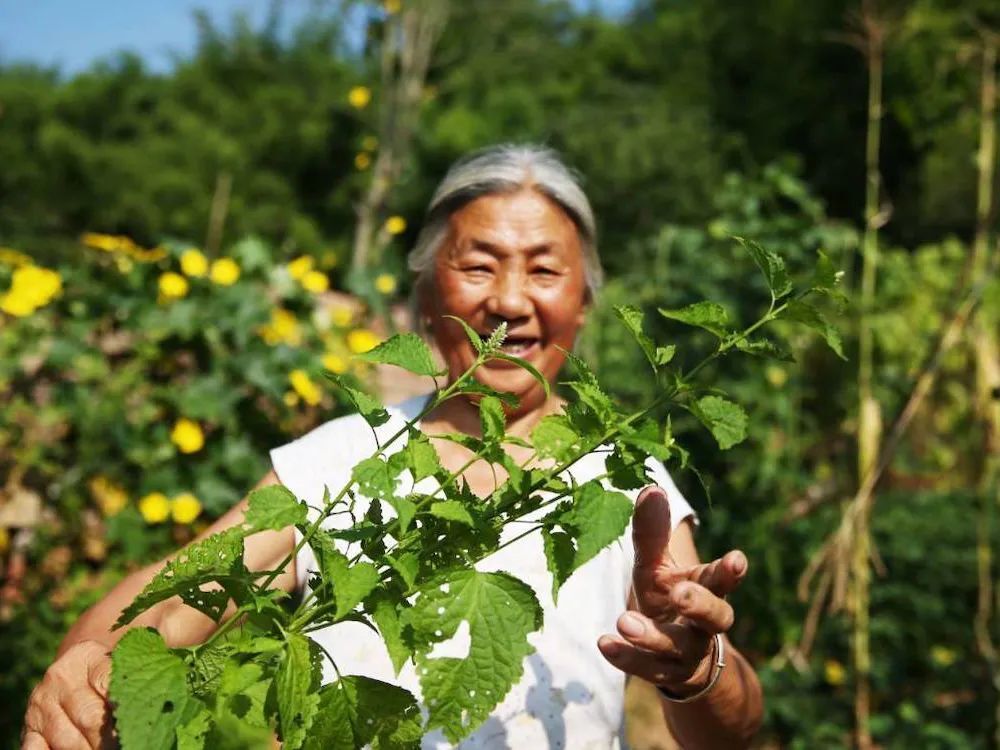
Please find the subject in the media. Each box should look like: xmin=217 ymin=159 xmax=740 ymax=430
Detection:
xmin=410 ymin=571 xmax=542 ymax=742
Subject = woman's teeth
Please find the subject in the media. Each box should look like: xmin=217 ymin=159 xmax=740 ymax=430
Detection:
xmin=499 ymin=339 xmax=536 ymax=354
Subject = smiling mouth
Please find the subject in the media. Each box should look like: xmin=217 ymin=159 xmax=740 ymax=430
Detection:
xmin=476 ymin=332 xmax=541 ymax=357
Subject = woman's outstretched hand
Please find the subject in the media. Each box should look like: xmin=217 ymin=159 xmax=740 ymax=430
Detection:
xmin=597 ymin=485 xmax=748 ymax=697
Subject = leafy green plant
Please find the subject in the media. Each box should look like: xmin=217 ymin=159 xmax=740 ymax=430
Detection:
xmin=108 ymin=241 xmax=842 ymax=748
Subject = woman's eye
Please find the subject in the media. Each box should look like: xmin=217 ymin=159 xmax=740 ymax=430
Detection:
xmin=533 ymin=267 xmax=558 ymax=276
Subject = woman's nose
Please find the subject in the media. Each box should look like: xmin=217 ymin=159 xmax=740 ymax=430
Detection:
xmin=486 ymin=269 xmax=532 ymax=320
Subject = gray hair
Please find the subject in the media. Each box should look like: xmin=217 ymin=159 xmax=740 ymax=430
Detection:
xmin=408 ymin=144 xmax=603 ymax=305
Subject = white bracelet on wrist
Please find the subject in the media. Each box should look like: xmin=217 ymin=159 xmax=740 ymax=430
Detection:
xmin=656 ymin=633 xmax=726 ymax=704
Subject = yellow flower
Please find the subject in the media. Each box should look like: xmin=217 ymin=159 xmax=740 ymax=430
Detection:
xmin=260 ymin=308 xmax=302 ymax=346
xmin=0 ymin=247 xmax=32 ymax=267
xmin=88 ymin=476 xmax=128 ymax=517
xmin=209 ymin=257 xmax=241 ymax=286
xmin=300 ymin=270 xmax=329 ymax=294
xmin=348 ymin=85 xmax=372 ymax=109
xmin=81 ymin=232 xmax=124 ymax=252
xmin=374 ymin=273 xmax=397 ymax=295
xmin=930 ymin=645 xmax=956 ymax=667
xmin=171 ymin=418 xmax=205 ymax=454
xmin=1 ymin=265 xmax=62 ymax=316
xmin=384 ymin=216 xmax=407 ymax=235
xmin=384 ymin=0 xmax=401 ymax=13
xmin=159 ymin=272 xmax=189 ymax=300
xmin=0 ymin=526 xmax=8 ymax=554
xmin=115 ymin=255 xmax=134 ymax=274
xmin=180 ymin=248 xmax=208 ymax=277
xmin=354 ymin=152 xmax=371 ymax=170
xmin=283 ymin=390 xmax=300 ymax=407
xmin=322 ymin=352 xmax=349 ymax=374
xmin=289 ymin=369 xmax=322 ymax=406
xmin=331 ymin=305 xmax=354 ymax=328
xmin=0 ymin=291 xmax=36 ymax=317
xmin=347 ymin=328 xmax=381 ymax=354
xmin=138 ymin=492 xmax=171 ymax=524
xmin=170 ymin=493 xmax=202 ymax=524
xmin=824 ymin=659 xmax=846 ymax=686
xmin=766 ymin=366 xmax=788 ymax=388
xmin=287 ymin=255 xmax=314 ymax=281
xmin=361 ymin=134 xmax=378 ymax=151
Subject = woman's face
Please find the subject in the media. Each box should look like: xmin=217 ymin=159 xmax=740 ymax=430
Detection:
xmin=423 ymin=188 xmax=589 ymax=414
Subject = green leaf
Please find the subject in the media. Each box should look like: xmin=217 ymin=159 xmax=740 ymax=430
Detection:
xmin=411 ymin=571 xmax=542 ymax=742
xmin=400 ymin=431 xmax=441 ymax=482
xmin=479 ymin=395 xmax=505 ymax=443
xmin=811 ymin=249 xmax=841 ymax=292
xmin=487 ymin=352 xmax=551 ymax=397
xmin=214 ymin=661 xmax=272 ymax=732
xmin=541 ymin=528 xmax=575 ymax=601
xmin=176 ymin=709 xmax=212 ymax=750
xmin=320 ymin=548 xmax=381 ymax=619
xmin=371 ymin=595 xmax=413 ymax=675
xmin=613 ymin=305 xmax=659 ymax=371
xmin=243 ymin=484 xmax=307 ymax=532
xmin=352 ymin=456 xmax=398 ymax=500
xmin=452 ymin=380 xmax=520 ymax=407
xmin=658 ymin=301 xmax=732 ymax=338
xmin=559 ymin=347 xmax=599 ymax=386
xmin=531 ymin=415 xmax=581 ymax=463
xmin=691 ymin=395 xmax=749 ymax=449
xmin=276 ymin=633 xmax=322 ymax=750
xmin=115 ymin=528 xmax=248 ymax=627
xmin=655 ymin=345 xmax=676 ymax=366
xmin=388 ymin=552 xmax=420 ymax=590
xmin=566 ymin=381 xmax=616 ymax=427
xmin=782 ymin=300 xmax=846 ymax=359
xmin=306 ymin=676 xmax=422 ymax=750
xmin=734 ymin=337 xmax=795 ymax=362
xmin=562 ymin=482 xmax=633 ymax=567
xmin=325 ymin=373 xmax=391 ymax=427
xmin=605 ymin=444 xmax=650 ymax=490
xmin=356 ymin=333 xmax=444 ymax=377
xmin=618 ymin=418 xmax=672 ymax=461
xmin=429 ymin=500 xmax=476 ymax=527
xmin=111 ymin=628 xmax=204 ymax=750
xmin=442 ymin=314 xmax=484 ymax=354
xmin=386 ymin=495 xmax=417 ymax=534
xmin=734 ymin=236 xmax=792 ymax=298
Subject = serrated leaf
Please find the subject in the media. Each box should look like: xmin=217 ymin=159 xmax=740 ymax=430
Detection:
xmin=559 ymin=347 xmax=600 ymax=386
xmin=356 ymin=333 xmax=444 ymax=377
xmin=111 ymin=628 xmax=204 ymax=750
xmin=400 ymin=431 xmax=441 ymax=482
xmin=605 ymin=444 xmax=650 ymax=490
xmin=320 ymin=548 xmax=381 ymax=619
xmin=782 ymin=300 xmax=846 ymax=359
xmin=176 ymin=708 xmax=212 ymax=750
xmin=735 ymin=236 xmax=792 ymax=297
xmin=541 ymin=528 xmax=575 ymax=601
xmin=352 ymin=456 xmax=398 ymax=500
xmin=613 ymin=305 xmax=659 ymax=371
xmin=658 ymin=301 xmax=732 ymax=338
xmin=452 ymin=380 xmax=520 ymax=407
xmin=306 ymin=676 xmax=422 ymax=750
xmin=566 ymin=381 xmax=616 ymax=427
xmin=811 ymin=249 xmax=840 ymax=291
xmin=243 ymin=484 xmax=307 ymax=532
xmin=115 ymin=528 xmax=248 ymax=627
xmin=563 ymin=482 xmax=634 ymax=565
xmin=655 ymin=345 xmax=676 ymax=365
xmin=691 ymin=395 xmax=748 ymax=449
xmin=734 ymin=337 xmax=795 ymax=362
xmin=479 ymin=395 xmax=505 ymax=443
xmin=487 ymin=352 xmax=551 ymax=397
xmin=325 ymin=373 xmax=391 ymax=427
xmin=429 ymin=500 xmax=475 ymax=527
xmin=214 ymin=661 xmax=272 ymax=733
xmin=386 ymin=495 xmax=417 ymax=534
xmin=388 ymin=552 xmax=420 ymax=589
xmin=276 ymin=633 xmax=322 ymax=750
xmin=411 ymin=571 xmax=542 ymax=742
xmin=371 ymin=594 xmax=413 ymax=675
xmin=531 ymin=415 xmax=581 ymax=463
xmin=618 ymin=418 xmax=672 ymax=461
xmin=442 ymin=314 xmax=484 ymax=354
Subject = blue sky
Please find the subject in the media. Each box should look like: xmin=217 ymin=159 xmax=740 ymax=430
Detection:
xmin=0 ymin=0 xmax=635 ymax=76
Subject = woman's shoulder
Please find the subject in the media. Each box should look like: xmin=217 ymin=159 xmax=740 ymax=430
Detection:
xmin=269 ymin=393 xmax=432 ymax=503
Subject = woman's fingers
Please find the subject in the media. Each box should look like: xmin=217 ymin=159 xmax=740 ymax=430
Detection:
xmin=654 ymin=549 xmax=748 ymax=599
xmin=597 ymin=635 xmax=705 ymax=686
xmin=672 ymin=581 xmax=734 ymax=634
xmin=615 ymin=611 xmax=708 ymax=660
xmin=60 ymin=687 xmax=110 ymax=748
xmin=21 ymin=730 xmax=51 ymax=750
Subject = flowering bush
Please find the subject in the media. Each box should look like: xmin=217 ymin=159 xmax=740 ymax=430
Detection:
xmin=0 ymin=235 xmax=386 ymax=575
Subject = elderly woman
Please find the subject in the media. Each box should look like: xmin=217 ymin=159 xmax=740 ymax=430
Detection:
xmin=24 ymin=145 xmax=762 ymax=749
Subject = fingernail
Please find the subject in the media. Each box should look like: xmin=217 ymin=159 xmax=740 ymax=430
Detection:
xmin=733 ymin=553 xmax=747 ymax=576
xmin=620 ymin=613 xmax=645 ymax=637
xmin=599 ymin=637 xmax=622 ymax=658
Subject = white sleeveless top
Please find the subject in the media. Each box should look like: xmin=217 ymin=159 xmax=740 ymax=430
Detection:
xmin=270 ymin=395 xmax=696 ymax=749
